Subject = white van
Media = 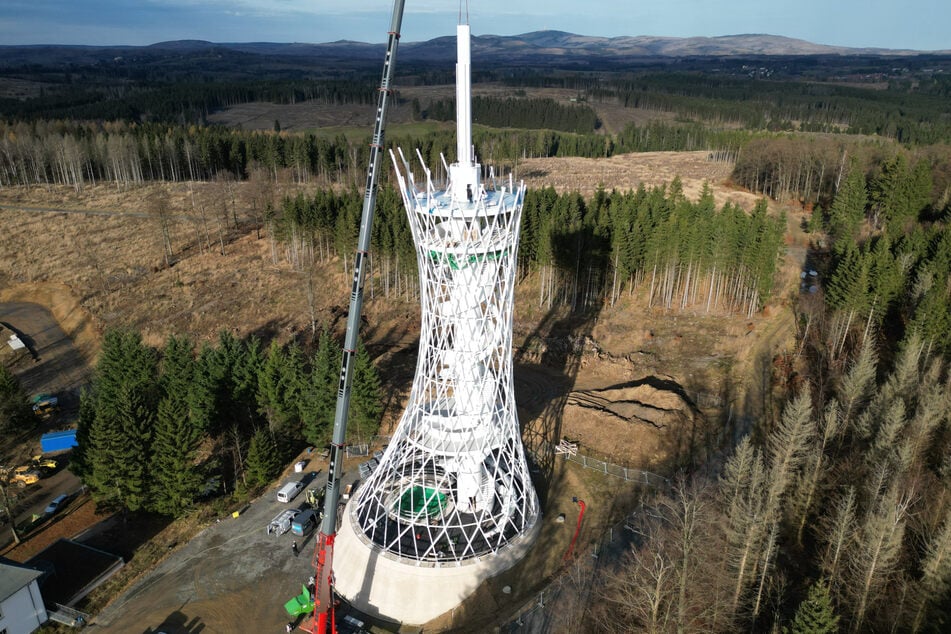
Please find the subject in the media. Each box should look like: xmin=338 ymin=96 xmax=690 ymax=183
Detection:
xmin=277 ymin=481 xmax=304 ymax=503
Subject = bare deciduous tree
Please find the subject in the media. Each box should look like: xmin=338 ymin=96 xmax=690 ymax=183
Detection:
xmin=147 ymin=188 xmax=174 ymax=268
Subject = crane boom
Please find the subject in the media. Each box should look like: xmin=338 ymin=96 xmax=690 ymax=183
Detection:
xmin=308 ymin=1 xmax=406 ymax=632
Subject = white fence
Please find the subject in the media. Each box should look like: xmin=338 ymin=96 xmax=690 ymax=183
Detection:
xmin=534 ymin=441 xmax=669 ymax=488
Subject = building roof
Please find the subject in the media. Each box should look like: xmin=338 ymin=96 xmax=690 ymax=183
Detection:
xmin=0 ymin=557 xmax=43 ymax=602
xmin=26 ymin=539 xmax=124 ymax=607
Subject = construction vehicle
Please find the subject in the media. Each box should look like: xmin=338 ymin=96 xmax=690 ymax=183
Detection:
xmin=305 ymin=486 xmax=325 ymax=507
xmin=289 ymin=2 xmax=406 ymax=632
xmin=31 ymin=393 xmax=59 ymax=419
xmin=31 ymin=455 xmax=58 ymax=471
xmin=12 ymin=466 xmax=41 ymax=487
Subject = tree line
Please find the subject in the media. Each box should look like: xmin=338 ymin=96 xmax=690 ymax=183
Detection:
xmin=519 ymin=182 xmax=785 ymax=315
xmin=731 ymin=135 xmax=951 ymax=209
xmin=0 ymin=79 xmax=376 ymax=125
xmin=0 ymin=117 xmax=758 ymax=192
xmin=816 ymin=153 xmax=951 ymax=355
xmin=71 ymin=328 xmax=381 ymax=517
xmin=0 ymin=120 xmax=365 ymax=189
xmin=10 ymin=100 xmax=947 ymax=196
xmin=268 ymin=180 xmax=785 ymax=316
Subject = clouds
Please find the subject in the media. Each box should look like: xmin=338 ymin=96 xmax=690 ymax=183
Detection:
xmin=142 ymin=0 xmax=393 ymax=17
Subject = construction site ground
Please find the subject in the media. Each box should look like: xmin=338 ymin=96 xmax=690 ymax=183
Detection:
xmin=90 ymin=460 xmax=337 ymax=633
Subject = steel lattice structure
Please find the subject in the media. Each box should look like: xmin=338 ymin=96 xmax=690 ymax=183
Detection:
xmin=344 ymin=22 xmax=540 ymax=568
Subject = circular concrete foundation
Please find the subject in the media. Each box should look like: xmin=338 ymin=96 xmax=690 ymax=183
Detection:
xmin=333 ymin=501 xmax=540 ymax=625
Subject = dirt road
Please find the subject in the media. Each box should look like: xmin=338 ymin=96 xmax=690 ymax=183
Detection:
xmin=0 ymin=301 xmax=90 ymax=549
xmin=0 ymin=301 xmax=92 ymax=397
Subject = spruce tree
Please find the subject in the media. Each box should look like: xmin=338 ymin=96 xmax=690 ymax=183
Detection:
xmin=910 ymin=508 xmax=951 ymax=632
xmin=71 ymin=386 xmax=97 ymax=480
xmin=244 ymin=427 xmax=281 ymax=488
xmin=0 ymin=364 xmax=32 ymax=433
xmin=151 ymin=393 xmax=203 ymax=515
xmin=257 ymin=340 xmax=302 ymax=433
xmin=807 ymin=205 xmax=823 ymax=234
xmin=828 ymin=163 xmax=867 ymax=243
xmin=109 ymin=384 xmax=155 ymax=512
xmin=78 ymin=330 xmax=159 ymax=511
xmin=231 ymin=334 xmax=264 ymax=428
xmin=257 ymin=340 xmax=283 ymax=429
xmin=160 ymin=335 xmax=194 ymax=395
xmin=871 ymin=154 xmax=931 ymax=236
xmin=825 ymin=243 xmax=871 ymax=314
xmin=150 ymin=336 xmax=204 ymax=516
xmin=786 ymin=578 xmax=839 ymax=634
xmin=300 ymin=328 xmax=339 ymax=446
xmin=188 ymin=344 xmax=219 ymax=436
xmin=349 ymin=340 xmax=383 ymax=442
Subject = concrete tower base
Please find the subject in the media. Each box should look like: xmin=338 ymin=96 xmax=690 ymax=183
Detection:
xmin=332 ymin=504 xmax=541 ymax=626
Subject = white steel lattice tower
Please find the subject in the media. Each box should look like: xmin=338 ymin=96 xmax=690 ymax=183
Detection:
xmin=332 ymin=19 xmax=540 ymax=625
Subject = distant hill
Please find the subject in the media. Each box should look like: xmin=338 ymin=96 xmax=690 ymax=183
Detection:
xmin=1 ymin=31 xmax=947 ymax=69
xmin=229 ymin=31 xmax=950 ymax=61
xmin=464 ymin=31 xmax=938 ymax=57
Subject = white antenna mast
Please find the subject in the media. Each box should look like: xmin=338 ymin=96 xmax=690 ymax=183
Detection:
xmin=450 ymin=1 xmax=480 ymax=203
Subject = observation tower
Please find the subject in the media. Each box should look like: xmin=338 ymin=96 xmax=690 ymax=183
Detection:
xmin=332 ymin=15 xmax=540 ymax=625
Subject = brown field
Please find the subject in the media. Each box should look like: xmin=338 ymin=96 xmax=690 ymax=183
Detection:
xmin=0 ymin=76 xmax=53 ymax=100
xmin=207 ymin=83 xmax=678 ymax=135
xmin=517 ymin=150 xmax=752 ymax=202
xmin=207 ymin=100 xmax=421 ymax=132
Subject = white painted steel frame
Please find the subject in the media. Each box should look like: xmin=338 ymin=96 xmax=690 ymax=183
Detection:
xmin=346 ymin=23 xmax=539 ymax=567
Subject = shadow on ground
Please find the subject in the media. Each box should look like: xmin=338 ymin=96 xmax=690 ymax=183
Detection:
xmin=147 ymin=608 xmax=204 ymax=633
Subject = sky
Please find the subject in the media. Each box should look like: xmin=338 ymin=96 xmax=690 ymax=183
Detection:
xmin=1 ymin=0 xmax=949 ymax=51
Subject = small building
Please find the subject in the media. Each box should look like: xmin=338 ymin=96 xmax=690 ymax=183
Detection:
xmin=0 ymin=558 xmax=48 ymax=634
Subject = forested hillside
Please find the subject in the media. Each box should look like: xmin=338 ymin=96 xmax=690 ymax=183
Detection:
xmin=598 ymin=336 xmax=951 ymax=633
xmin=591 ymin=113 xmax=951 ymax=632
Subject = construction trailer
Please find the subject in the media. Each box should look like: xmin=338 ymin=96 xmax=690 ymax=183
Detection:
xmin=40 ymin=430 xmax=77 ymax=453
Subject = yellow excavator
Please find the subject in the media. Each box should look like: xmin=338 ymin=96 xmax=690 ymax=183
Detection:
xmin=31 ymin=455 xmax=58 ymax=471
xmin=11 ymin=465 xmax=42 ymax=487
